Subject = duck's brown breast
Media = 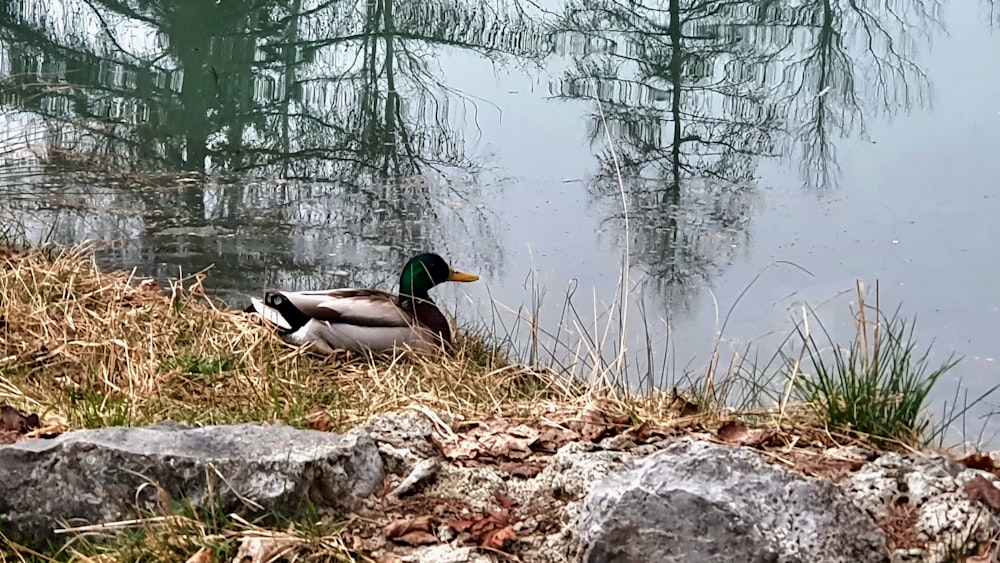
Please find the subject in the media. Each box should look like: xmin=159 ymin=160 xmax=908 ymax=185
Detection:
xmin=411 ymin=301 xmax=452 ymax=346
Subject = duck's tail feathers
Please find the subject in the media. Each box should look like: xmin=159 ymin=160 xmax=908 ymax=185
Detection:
xmin=248 ymin=296 xmax=294 ymax=331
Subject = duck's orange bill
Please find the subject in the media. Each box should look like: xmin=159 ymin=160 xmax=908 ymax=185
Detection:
xmin=448 ymin=270 xmax=479 ymax=282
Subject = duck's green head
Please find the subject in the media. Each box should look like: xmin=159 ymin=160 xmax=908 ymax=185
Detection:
xmin=399 ymin=253 xmax=479 ymax=299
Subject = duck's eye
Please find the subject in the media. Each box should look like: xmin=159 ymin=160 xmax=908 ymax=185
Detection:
xmin=272 ymin=295 xmax=283 ymax=305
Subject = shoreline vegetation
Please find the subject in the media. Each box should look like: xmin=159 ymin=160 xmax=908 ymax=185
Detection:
xmin=0 ymin=241 xmax=993 ymax=561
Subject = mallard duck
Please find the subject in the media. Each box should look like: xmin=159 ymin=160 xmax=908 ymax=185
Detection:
xmin=246 ymin=253 xmax=479 ymax=355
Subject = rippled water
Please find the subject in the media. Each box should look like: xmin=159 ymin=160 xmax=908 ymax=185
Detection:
xmin=2 ymin=0 xmax=999 ymax=444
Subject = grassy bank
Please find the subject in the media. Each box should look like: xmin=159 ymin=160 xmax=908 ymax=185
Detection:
xmin=0 ymin=242 xmax=983 ymax=562
xmin=0 ymin=241 xmax=979 ymax=450
xmin=0 ymin=243 xmax=587 ymax=434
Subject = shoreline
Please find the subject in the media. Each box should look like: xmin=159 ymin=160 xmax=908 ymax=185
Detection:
xmin=1 ymin=242 xmax=995 ymax=562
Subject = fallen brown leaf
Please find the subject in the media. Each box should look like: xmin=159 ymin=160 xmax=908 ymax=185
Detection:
xmin=790 ymin=455 xmax=865 ymax=481
xmin=375 ymin=474 xmax=396 ymax=498
xmin=376 ymin=555 xmax=403 ymax=563
xmin=508 ymin=424 xmax=539 ymax=439
xmin=480 ymin=424 xmax=538 ymax=459
xmin=471 ymin=510 xmax=514 ymax=551
xmin=668 ymin=388 xmax=700 ymax=416
xmin=717 ymin=420 xmax=750 ymax=443
xmin=430 ymin=432 xmax=482 ymax=462
xmin=449 ymin=517 xmax=475 ymax=533
xmin=384 ymin=514 xmax=435 ymax=536
xmin=393 ymin=531 xmax=439 ymax=546
xmin=967 ymin=540 xmax=998 ymax=563
xmin=668 ymin=419 xmax=706 ymax=435
xmin=0 ymin=405 xmax=41 ymax=434
xmin=472 ymin=510 xmax=509 ymax=532
xmin=385 ymin=515 xmax=439 ymax=545
xmin=435 ymin=417 xmax=586 ymax=468
xmin=306 ymin=406 xmax=333 ymax=432
xmin=185 ymin=547 xmax=213 ymax=563
xmin=455 ymin=419 xmax=506 ymax=435
xmin=24 ymin=417 xmax=68 ymax=439
xmin=456 ymin=458 xmax=486 ymax=468
xmin=498 ymin=460 xmax=543 ymax=478
xmin=741 ymin=429 xmax=781 ymax=449
xmin=569 ymin=403 xmax=614 ymax=442
xmin=343 ymin=533 xmax=374 ymax=552
xmin=495 ymin=492 xmax=518 ymax=509
xmin=533 ymin=425 xmax=578 ymax=453
xmin=232 ymin=535 xmax=300 ymax=563
xmin=625 ymin=419 xmax=674 ymax=442
xmin=960 ymin=453 xmax=998 ymax=473
xmin=449 ymin=509 xmax=517 ymax=552
xmin=606 ymin=410 xmax=632 ymax=427
xmin=965 ymin=475 xmax=1000 ymax=509
xmin=482 ymin=524 xmax=517 ymax=550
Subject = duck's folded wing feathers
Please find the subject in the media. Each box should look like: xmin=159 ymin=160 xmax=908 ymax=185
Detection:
xmin=281 ymin=289 xmax=413 ymax=327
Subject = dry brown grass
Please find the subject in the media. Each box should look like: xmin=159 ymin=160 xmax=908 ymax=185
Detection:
xmin=0 ymin=242 xmax=589 ymax=433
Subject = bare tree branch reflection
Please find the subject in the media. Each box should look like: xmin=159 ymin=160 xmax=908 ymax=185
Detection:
xmin=0 ymin=0 xmax=548 ymax=297
xmin=550 ymin=0 xmax=938 ymax=308
xmin=552 ymin=0 xmax=774 ymax=309
xmin=761 ymin=0 xmax=937 ymax=188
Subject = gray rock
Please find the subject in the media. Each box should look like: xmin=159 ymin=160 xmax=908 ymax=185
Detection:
xmin=422 ymin=462 xmax=510 ymax=513
xmin=0 ymin=422 xmax=384 ymax=543
xmin=579 ymin=439 xmax=888 ymax=563
xmin=843 ymin=453 xmax=999 ymax=563
xmin=358 ymin=410 xmax=440 ymax=475
xmin=512 ymin=441 xmax=637 ymax=563
xmin=398 ymin=544 xmax=493 ymax=562
xmin=388 ymin=458 xmax=441 ymax=499
xmin=530 ymin=441 xmax=637 ymax=501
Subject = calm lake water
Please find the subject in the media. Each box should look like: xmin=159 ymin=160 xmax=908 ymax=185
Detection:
xmin=2 ymin=0 xmax=999 ymax=445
